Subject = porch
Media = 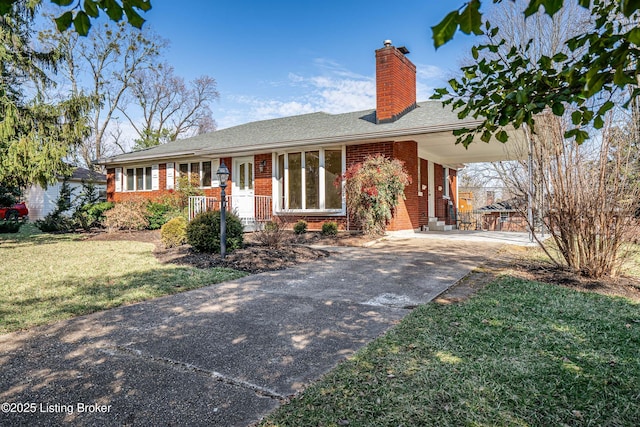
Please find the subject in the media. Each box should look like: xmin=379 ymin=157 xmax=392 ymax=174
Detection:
xmin=188 ymin=195 xmax=272 ymax=230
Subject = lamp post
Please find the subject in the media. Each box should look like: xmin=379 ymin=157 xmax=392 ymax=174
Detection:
xmin=217 ymin=160 xmax=230 ymax=258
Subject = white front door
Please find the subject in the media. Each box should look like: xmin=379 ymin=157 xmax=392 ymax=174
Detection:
xmin=232 ymin=157 xmax=254 ymax=225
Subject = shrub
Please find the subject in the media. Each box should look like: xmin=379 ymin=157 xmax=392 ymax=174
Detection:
xmin=0 ymin=220 xmax=22 ymax=234
xmin=176 ymin=175 xmax=204 ymax=208
xmin=35 ymin=214 xmax=75 ymax=233
xmin=255 ymin=219 xmax=289 ymax=248
xmin=186 ymin=210 xmax=244 ymax=253
xmin=321 ymin=221 xmax=339 ymax=236
xmin=293 ymin=220 xmax=308 ymax=235
xmin=103 ymin=199 xmax=150 ymax=232
xmin=161 ymin=216 xmax=188 ymax=248
xmin=146 ymin=202 xmax=178 ymax=230
xmin=74 ymin=201 xmax=114 ymax=230
xmin=343 ymin=154 xmax=411 ymax=235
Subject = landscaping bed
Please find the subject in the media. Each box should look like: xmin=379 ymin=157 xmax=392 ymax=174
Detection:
xmin=87 ymin=229 xmax=377 ymax=274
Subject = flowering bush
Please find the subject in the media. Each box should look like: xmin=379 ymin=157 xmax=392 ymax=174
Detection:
xmin=342 ymin=154 xmax=411 ymax=235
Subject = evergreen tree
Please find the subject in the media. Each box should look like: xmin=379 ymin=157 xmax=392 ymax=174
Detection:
xmin=0 ymin=1 xmax=91 ymax=188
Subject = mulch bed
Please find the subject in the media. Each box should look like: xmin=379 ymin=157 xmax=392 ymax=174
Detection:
xmin=85 ymin=229 xmax=373 ymax=274
xmin=87 ymin=230 xmax=640 ymax=302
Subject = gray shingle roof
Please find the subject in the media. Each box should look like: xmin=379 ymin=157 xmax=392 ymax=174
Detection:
xmin=97 ymin=100 xmax=479 ymax=165
xmin=478 ymin=198 xmax=522 ymax=212
xmin=71 ymin=167 xmax=107 ymax=182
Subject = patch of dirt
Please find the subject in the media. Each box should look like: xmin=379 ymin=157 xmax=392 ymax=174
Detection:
xmin=84 ymin=229 xmax=375 ymax=274
xmin=437 ymin=246 xmax=640 ymax=305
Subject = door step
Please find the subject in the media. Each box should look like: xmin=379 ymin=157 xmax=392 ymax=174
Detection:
xmin=427 ymin=218 xmax=454 ymax=231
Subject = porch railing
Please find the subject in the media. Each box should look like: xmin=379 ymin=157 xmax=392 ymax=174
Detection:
xmin=188 ymin=195 xmax=272 ymax=228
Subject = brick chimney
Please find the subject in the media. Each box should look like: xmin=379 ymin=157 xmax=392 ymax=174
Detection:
xmin=375 ymin=40 xmax=417 ymax=124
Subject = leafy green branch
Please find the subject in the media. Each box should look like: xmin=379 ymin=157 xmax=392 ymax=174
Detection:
xmin=431 ymin=0 xmax=640 ymax=145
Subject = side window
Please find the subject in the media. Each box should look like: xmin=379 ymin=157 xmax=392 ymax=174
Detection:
xmin=202 ymin=161 xmax=212 ymax=187
xmin=126 ymin=168 xmax=135 ymax=191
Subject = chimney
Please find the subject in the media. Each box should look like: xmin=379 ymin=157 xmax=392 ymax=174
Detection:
xmin=375 ymin=40 xmax=417 ymax=124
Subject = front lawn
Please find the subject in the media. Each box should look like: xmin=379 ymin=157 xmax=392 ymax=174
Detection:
xmin=0 ymin=225 xmax=246 ymax=334
xmin=262 ymin=277 xmax=640 ymax=426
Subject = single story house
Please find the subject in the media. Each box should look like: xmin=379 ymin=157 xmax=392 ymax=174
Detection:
xmin=23 ymin=167 xmax=107 ymax=221
xmin=97 ymin=41 xmax=520 ymax=232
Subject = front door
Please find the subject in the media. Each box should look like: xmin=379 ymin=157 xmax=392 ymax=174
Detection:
xmin=232 ymin=157 xmax=254 ymax=225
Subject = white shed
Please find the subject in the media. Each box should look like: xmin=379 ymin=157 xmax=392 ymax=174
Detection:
xmin=24 ymin=168 xmax=107 ymax=221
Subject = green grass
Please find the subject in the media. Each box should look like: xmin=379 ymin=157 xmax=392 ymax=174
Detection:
xmin=262 ymin=278 xmax=640 ymax=427
xmin=0 ymin=224 xmax=246 ymax=334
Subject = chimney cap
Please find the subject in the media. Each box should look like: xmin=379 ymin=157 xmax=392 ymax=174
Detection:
xmin=383 ymin=39 xmax=392 ymax=47
xmin=398 ymin=46 xmax=410 ymax=54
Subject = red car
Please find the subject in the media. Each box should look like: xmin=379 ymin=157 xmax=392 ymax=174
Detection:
xmin=0 ymin=202 xmax=29 ymax=221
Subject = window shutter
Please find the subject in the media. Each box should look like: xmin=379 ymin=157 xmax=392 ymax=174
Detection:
xmin=115 ymin=168 xmax=122 ymax=192
xmin=166 ymin=162 xmax=175 ymax=189
xmin=152 ymin=164 xmax=159 ymax=190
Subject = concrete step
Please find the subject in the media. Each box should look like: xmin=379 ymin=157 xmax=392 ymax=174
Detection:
xmin=428 ymin=218 xmax=454 ymax=231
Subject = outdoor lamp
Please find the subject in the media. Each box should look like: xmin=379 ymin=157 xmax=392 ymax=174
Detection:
xmin=217 ymin=161 xmax=230 ymax=258
xmin=217 ymin=161 xmax=230 ymax=185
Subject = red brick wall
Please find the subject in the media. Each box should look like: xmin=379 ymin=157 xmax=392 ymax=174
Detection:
xmin=346 ymin=141 xmax=393 ymax=167
xmin=275 ymin=215 xmax=348 ymax=231
xmin=375 ymin=45 xmax=417 ymax=123
xmin=388 ymin=141 xmax=419 ymax=231
xmin=254 ymin=154 xmax=272 ymax=197
xmin=106 ymin=168 xmax=116 ymax=201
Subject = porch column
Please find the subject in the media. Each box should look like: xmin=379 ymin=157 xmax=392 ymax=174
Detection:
xmin=427 ymin=160 xmax=435 ymax=218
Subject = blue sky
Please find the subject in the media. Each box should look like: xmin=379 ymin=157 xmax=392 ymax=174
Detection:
xmin=142 ymin=1 xmax=479 ymax=130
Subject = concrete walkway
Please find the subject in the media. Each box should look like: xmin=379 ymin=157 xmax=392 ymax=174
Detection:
xmin=0 ymin=237 xmax=506 ymax=426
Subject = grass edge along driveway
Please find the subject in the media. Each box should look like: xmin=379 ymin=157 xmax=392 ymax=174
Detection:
xmin=0 ymin=225 xmax=246 ymax=334
xmin=262 ymin=277 xmax=640 ymax=427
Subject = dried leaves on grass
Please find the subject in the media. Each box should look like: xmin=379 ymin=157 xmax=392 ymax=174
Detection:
xmin=439 ymin=245 xmax=640 ymax=305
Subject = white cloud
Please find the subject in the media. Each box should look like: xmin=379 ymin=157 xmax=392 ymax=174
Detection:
xmin=215 ymin=60 xmax=447 ymax=129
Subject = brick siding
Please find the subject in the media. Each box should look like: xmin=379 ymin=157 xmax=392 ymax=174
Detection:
xmin=375 ymin=45 xmax=417 ymax=123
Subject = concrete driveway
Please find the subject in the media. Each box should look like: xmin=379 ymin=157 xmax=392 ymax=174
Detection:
xmin=0 ymin=237 xmax=504 ymax=426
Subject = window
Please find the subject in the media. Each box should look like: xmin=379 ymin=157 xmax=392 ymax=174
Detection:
xmin=202 ymin=161 xmax=212 ymax=187
xmin=126 ymin=168 xmax=135 ymax=191
xmin=145 ymin=166 xmax=152 ymax=190
xmin=305 ymin=151 xmax=319 ymax=209
xmin=124 ymin=166 xmax=155 ymax=191
xmin=288 ymin=153 xmax=302 ymax=209
xmin=177 ymin=160 xmax=216 ymax=188
xmin=276 ymin=148 xmax=344 ymax=212
xmin=190 ymin=162 xmax=200 ymax=181
xmin=324 ymin=149 xmax=342 ymax=209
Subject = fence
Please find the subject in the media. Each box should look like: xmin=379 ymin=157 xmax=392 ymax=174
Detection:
xmin=188 ymin=195 xmax=272 ymax=230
